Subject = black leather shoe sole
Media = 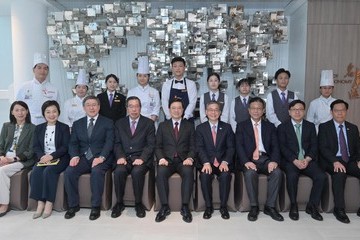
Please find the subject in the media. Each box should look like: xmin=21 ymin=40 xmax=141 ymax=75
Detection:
xmin=203 ymin=208 xmax=213 ymax=219
xmin=264 ymin=207 xmax=284 ymax=222
xmin=334 ymin=212 xmax=350 ymax=224
xmin=135 ymin=206 xmax=146 ymax=218
xmin=289 ymin=211 xmax=299 ymax=221
xmin=305 ymin=207 xmax=323 ymax=221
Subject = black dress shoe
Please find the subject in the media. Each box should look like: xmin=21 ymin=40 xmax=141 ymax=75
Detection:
xmin=289 ymin=204 xmax=299 ymax=221
xmin=64 ymin=206 xmax=80 ymax=219
xmin=357 ymin=207 xmax=360 ymax=217
xmin=180 ymin=206 xmax=192 ymax=223
xmin=220 ymin=207 xmax=230 ymax=220
xmin=203 ymin=207 xmax=213 ymax=219
xmin=89 ymin=207 xmax=101 ymax=221
xmin=305 ymin=204 xmax=323 ymax=221
xmin=333 ymin=208 xmax=350 ymax=224
xmin=135 ymin=203 xmax=146 ymax=218
xmin=155 ymin=206 xmax=171 ymax=222
xmin=111 ymin=203 xmax=125 ymax=218
xmin=264 ymin=205 xmax=284 ymax=222
xmin=248 ymin=206 xmax=259 ymax=221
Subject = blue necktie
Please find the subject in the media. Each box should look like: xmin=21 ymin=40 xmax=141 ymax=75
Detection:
xmin=281 ymin=92 xmax=286 ymax=104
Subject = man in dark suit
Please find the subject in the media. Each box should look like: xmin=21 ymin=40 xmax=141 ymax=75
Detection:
xmin=278 ymin=100 xmax=326 ymax=221
xmin=319 ymin=99 xmax=360 ymax=224
xmin=64 ymin=96 xmax=114 ymax=221
xmin=196 ymin=101 xmax=235 ymax=220
xmin=97 ymin=74 xmax=126 ymax=122
xmin=111 ymin=96 xmax=155 ymax=218
xmin=155 ymin=98 xmax=195 ymax=223
xmin=236 ymin=97 xmax=283 ymax=222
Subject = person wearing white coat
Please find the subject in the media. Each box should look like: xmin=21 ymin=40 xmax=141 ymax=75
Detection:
xmin=127 ymin=56 xmax=160 ymax=122
xmin=16 ymin=53 xmax=59 ymax=125
xmin=61 ymin=69 xmax=88 ymax=128
xmin=306 ymin=70 xmax=336 ymax=133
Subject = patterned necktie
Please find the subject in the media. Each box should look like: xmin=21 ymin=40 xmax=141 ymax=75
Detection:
xmin=87 ymin=118 xmax=94 ymax=138
xmin=243 ymin=98 xmax=247 ymax=107
xmin=109 ymin=93 xmax=114 ymax=107
xmin=212 ymin=125 xmax=219 ymax=167
xmin=281 ymin=92 xmax=286 ymax=104
xmin=339 ymin=125 xmax=349 ymax=162
xmin=212 ymin=93 xmax=216 ymax=101
xmin=253 ymin=123 xmax=260 ymax=160
xmin=131 ymin=120 xmax=136 ymax=136
xmin=174 ymin=122 xmax=179 ymax=140
xmin=86 ymin=118 xmax=94 ymax=160
xmin=295 ymin=123 xmax=304 ymax=160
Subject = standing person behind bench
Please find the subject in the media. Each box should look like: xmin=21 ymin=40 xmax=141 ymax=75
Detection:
xmin=155 ymin=98 xmax=196 ymax=223
xmin=161 ymin=57 xmax=197 ymax=121
xmin=64 ymin=96 xmax=114 ymax=221
xmin=236 ymin=97 xmax=283 ymax=222
xmin=318 ymin=99 xmax=360 ymax=224
xmin=266 ymin=68 xmax=298 ymax=127
xmin=112 ymin=96 xmax=155 ymax=219
xmin=196 ymin=101 xmax=234 ymax=220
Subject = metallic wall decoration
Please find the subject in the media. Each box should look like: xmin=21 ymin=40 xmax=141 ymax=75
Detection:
xmin=47 ymin=2 xmax=288 ymax=95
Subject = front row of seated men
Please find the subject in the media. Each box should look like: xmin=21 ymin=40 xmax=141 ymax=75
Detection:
xmin=63 ymin=95 xmax=360 ymax=224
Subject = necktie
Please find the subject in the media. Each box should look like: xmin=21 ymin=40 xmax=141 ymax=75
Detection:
xmin=175 ymin=80 xmax=183 ymax=84
xmin=212 ymin=125 xmax=219 ymax=167
xmin=253 ymin=123 xmax=260 ymax=160
xmin=243 ymin=98 xmax=247 ymax=108
xmin=86 ymin=118 xmax=94 ymax=160
xmin=281 ymin=92 xmax=286 ymax=104
xmin=131 ymin=120 xmax=136 ymax=136
xmin=109 ymin=93 xmax=114 ymax=107
xmin=339 ymin=125 xmax=349 ymax=162
xmin=295 ymin=123 xmax=304 ymax=160
xmin=87 ymin=118 xmax=94 ymax=138
xmin=174 ymin=122 xmax=179 ymax=140
xmin=212 ymin=93 xmax=216 ymax=101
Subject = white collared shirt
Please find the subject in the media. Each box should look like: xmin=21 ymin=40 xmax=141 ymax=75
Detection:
xmin=307 ymin=95 xmax=336 ymax=132
xmin=61 ymin=95 xmax=86 ymax=127
xmin=251 ymin=118 xmax=265 ymax=153
xmin=161 ymin=78 xmax=197 ymax=120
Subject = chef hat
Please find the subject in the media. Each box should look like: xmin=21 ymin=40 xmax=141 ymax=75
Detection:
xmin=76 ymin=69 xmax=88 ymax=86
xmin=320 ymin=70 xmax=334 ymax=87
xmin=33 ymin=52 xmax=48 ymax=67
xmin=137 ymin=56 xmax=149 ymax=74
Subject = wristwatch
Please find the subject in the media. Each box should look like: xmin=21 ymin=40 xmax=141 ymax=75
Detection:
xmin=13 ymin=157 xmax=19 ymax=162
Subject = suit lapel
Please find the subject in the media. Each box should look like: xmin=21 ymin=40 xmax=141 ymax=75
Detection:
xmin=17 ymin=123 xmax=29 ymax=147
xmin=7 ymin=124 xmax=15 ymax=146
xmin=215 ymin=122 xmax=224 ymax=147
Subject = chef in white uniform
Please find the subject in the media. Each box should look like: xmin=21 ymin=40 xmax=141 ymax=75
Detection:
xmin=127 ymin=56 xmax=160 ymax=122
xmin=16 ymin=53 xmax=59 ymax=125
xmin=61 ymin=69 xmax=88 ymax=128
xmin=307 ymin=69 xmax=336 ymax=132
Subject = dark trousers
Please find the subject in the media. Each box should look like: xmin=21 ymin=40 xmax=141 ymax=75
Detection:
xmin=29 ymin=158 xmax=69 ymax=202
xmin=64 ymin=157 xmax=111 ymax=208
xmin=156 ymin=161 xmax=194 ymax=206
xmin=284 ymin=161 xmax=326 ymax=206
xmin=113 ymin=163 xmax=148 ymax=204
xmin=200 ymin=167 xmax=231 ymax=208
xmin=325 ymin=159 xmax=360 ymax=209
xmin=243 ymin=156 xmax=282 ymax=208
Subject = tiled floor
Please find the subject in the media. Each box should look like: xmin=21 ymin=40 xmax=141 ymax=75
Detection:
xmin=1 ymin=208 xmax=360 ymax=240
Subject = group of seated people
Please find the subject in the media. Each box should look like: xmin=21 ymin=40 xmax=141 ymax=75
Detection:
xmin=0 ymin=94 xmax=359 ymax=226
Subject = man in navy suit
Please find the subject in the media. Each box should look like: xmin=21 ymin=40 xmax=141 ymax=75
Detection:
xmin=319 ymin=99 xmax=360 ymax=224
xmin=196 ymin=101 xmax=234 ymax=220
xmin=64 ymin=96 xmax=114 ymax=221
xmin=155 ymin=98 xmax=195 ymax=223
xmin=111 ymin=96 xmax=155 ymax=218
xmin=236 ymin=97 xmax=283 ymax=222
xmin=278 ymin=100 xmax=326 ymax=221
